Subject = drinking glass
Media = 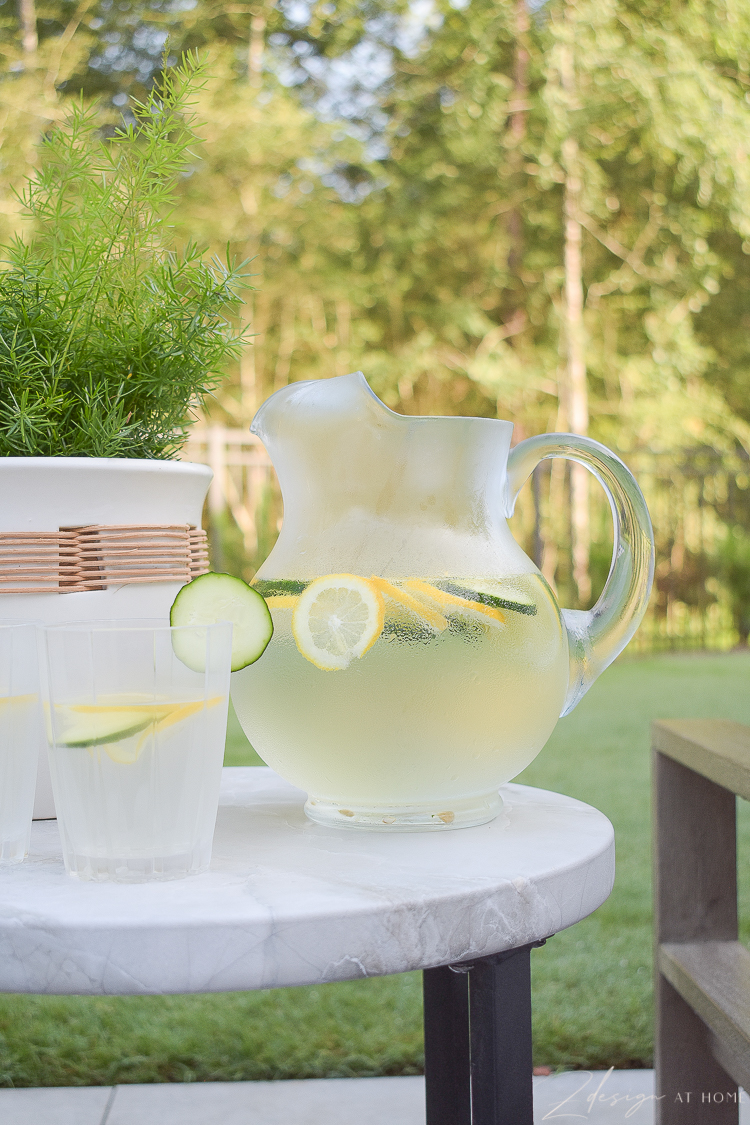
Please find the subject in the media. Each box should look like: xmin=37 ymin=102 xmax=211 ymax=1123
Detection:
xmin=41 ymin=620 xmax=232 ymax=882
xmin=0 ymin=624 xmax=44 ymax=863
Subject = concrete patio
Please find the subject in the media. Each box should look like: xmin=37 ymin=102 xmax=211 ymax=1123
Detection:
xmin=3 ymin=1069 xmax=740 ymax=1124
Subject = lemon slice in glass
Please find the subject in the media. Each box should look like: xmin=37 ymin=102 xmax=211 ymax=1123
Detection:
xmin=292 ymin=574 xmax=385 ymax=670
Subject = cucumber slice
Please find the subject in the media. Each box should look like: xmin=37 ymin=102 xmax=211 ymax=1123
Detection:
xmin=435 ymin=580 xmax=537 ymax=616
xmin=170 ymin=572 xmax=274 ymax=672
xmin=59 ymin=711 xmax=154 ymax=748
xmin=252 ymin=578 xmax=309 ymax=597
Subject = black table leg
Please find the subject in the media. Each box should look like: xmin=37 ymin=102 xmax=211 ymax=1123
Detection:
xmin=469 ymin=947 xmax=535 ymax=1125
xmin=423 ymin=964 xmax=471 ymax=1124
xmin=423 ymin=941 xmax=543 ymax=1125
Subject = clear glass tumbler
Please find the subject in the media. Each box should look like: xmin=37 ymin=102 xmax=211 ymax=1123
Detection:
xmin=41 ymin=621 xmax=232 ymax=882
xmin=0 ymin=624 xmax=44 ymax=864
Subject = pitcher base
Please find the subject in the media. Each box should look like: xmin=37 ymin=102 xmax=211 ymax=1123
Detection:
xmin=304 ymin=791 xmax=502 ymax=831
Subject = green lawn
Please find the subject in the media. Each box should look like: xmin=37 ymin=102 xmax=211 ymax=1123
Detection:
xmin=3 ymin=652 xmax=750 ymax=1086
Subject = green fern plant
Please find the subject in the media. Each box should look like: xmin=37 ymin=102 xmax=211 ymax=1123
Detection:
xmin=0 ymin=54 xmax=248 ymax=458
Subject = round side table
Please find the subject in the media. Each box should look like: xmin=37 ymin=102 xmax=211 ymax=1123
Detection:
xmin=0 ymin=767 xmax=614 ymax=1125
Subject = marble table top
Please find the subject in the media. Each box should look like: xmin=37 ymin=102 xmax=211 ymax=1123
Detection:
xmin=0 ymin=767 xmax=614 ymax=996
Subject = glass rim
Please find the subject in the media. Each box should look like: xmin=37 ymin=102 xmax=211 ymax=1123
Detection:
xmin=40 ymin=618 xmax=233 ymax=636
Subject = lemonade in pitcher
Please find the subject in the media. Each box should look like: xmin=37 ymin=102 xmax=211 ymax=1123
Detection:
xmin=233 ymin=571 xmax=568 ymax=827
xmin=231 ymin=373 xmax=654 ymax=830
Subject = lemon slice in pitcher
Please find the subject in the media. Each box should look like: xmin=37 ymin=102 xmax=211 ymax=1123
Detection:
xmin=292 ymin=574 xmax=384 ymax=670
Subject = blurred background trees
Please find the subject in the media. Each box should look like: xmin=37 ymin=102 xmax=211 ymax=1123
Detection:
xmin=3 ymin=0 xmax=750 ymax=644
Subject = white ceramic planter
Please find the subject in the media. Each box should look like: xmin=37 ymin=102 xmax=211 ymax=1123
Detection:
xmin=0 ymin=458 xmax=213 ymax=817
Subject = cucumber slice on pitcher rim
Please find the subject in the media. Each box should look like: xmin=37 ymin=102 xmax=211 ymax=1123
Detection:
xmin=170 ymin=572 xmax=274 ymax=672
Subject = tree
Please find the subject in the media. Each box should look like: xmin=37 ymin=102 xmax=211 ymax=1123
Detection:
xmin=349 ymin=0 xmax=750 ymax=601
xmin=169 ymin=50 xmax=375 ymax=424
xmin=8 ymin=0 xmax=750 ymax=609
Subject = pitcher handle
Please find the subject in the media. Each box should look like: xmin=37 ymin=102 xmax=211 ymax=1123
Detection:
xmin=506 ymin=434 xmax=654 ymax=716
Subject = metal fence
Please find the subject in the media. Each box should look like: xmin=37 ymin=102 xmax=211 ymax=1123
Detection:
xmin=621 ymin=450 xmax=742 ymax=653
xmin=182 ymin=428 xmax=749 ymax=653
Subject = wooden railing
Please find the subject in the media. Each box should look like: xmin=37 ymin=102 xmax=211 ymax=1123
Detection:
xmin=653 ymin=719 xmax=750 ymax=1123
xmin=180 ymin=426 xmax=275 ymax=561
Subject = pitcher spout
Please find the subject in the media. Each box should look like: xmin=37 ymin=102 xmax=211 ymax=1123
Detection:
xmin=250 ymin=373 xmax=513 ymax=506
xmin=250 ymin=372 xmax=518 ymax=576
xmin=250 ymin=372 xmax=389 ymax=447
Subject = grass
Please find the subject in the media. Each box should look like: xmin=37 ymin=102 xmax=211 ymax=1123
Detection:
xmin=524 ymin=650 xmax=750 ymax=1069
xmin=3 ymin=651 xmax=750 ymax=1085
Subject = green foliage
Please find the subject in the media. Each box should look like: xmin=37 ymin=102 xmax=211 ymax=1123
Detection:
xmin=8 ymin=3 xmax=750 ymax=621
xmin=7 ymin=1 xmax=750 ymax=456
xmin=0 ymin=54 xmax=247 ymax=458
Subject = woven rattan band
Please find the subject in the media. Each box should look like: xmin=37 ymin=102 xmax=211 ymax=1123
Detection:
xmin=0 ymin=525 xmax=209 ymax=594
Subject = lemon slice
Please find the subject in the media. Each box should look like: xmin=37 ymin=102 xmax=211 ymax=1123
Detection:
xmin=264 ymin=594 xmax=299 ymax=609
xmin=370 ymin=577 xmax=448 ymax=632
xmin=292 ymin=574 xmax=384 ymax=670
xmin=0 ymin=693 xmax=36 ymax=713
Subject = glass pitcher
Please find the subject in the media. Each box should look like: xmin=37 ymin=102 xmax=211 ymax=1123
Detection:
xmin=232 ymin=372 xmax=654 ymax=830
